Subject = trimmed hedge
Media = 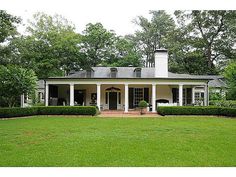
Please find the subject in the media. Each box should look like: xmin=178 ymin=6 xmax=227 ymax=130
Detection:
xmin=220 ymin=107 xmax=236 ymax=117
xmin=0 ymin=106 xmax=97 ymax=118
xmin=0 ymin=107 xmax=38 ymax=118
xmin=38 ymin=106 xmax=97 ymax=116
xmin=157 ymin=106 xmax=236 ymax=117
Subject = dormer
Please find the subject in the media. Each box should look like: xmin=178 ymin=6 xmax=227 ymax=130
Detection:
xmin=68 ymin=70 xmax=76 ymax=75
xmin=86 ymin=68 xmax=94 ymax=78
xmin=110 ymin=67 xmax=117 ymax=78
xmin=134 ymin=68 xmax=142 ymax=78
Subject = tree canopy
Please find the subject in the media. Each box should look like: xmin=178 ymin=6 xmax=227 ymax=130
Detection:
xmin=0 ymin=65 xmax=37 ymax=107
xmin=0 ymin=10 xmax=21 ymax=43
xmin=79 ymin=23 xmax=142 ymax=68
xmin=132 ymin=10 xmax=176 ymax=67
xmin=173 ymin=10 xmax=236 ymax=74
xmin=224 ymin=61 xmax=236 ymax=99
xmin=0 ymin=10 xmax=21 ymax=66
xmin=9 ymin=12 xmax=83 ymax=78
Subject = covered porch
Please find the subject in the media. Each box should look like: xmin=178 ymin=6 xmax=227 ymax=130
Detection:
xmin=45 ymin=81 xmax=209 ymax=112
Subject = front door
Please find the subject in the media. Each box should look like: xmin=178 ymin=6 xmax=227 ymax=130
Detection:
xmin=109 ymin=92 xmax=117 ymax=110
xmin=74 ymin=90 xmax=85 ymax=106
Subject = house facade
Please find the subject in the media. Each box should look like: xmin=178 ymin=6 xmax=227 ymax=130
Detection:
xmin=41 ymin=49 xmax=214 ymax=112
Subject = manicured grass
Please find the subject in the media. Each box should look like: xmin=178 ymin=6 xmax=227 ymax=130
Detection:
xmin=0 ymin=116 xmax=235 ymax=167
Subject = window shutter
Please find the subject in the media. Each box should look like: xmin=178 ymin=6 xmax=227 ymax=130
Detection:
xmin=144 ymin=88 xmax=149 ymax=103
xmin=172 ymin=88 xmax=179 ymax=103
xmin=187 ymin=88 xmax=192 ymax=104
xmin=129 ymin=88 xmax=134 ymax=109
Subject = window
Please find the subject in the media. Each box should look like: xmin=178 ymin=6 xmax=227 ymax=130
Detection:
xmin=195 ymin=92 xmax=204 ymax=105
xmin=134 ymin=68 xmax=142 ymax=78
xmin=172 ymin=88 xmax=179 ymax=103
xmin=136 ymin=71 xmax=141 ymax=78
xmin=134 ymin=88 xmax=144 ymax=107
xmin=86 ymin=69 xmax=93 ymax=78
xmin=86 ymin=70 xmax=91 ymax=78
xmin=110 ymin=68 xmax=117 ymax=78
xmin=195 ymin=92 xmax=200 ymax=100
xmin=201 ymin=92 xmax=204 ymax=98
xmin=182 ymin=88 xmax=192 ymax=105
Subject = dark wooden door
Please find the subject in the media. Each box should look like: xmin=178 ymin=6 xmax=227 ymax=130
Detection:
xmin=109 ymin=92 xmax=117 ymax=110
xmin=74 ymin=90 xmax=85 ymax=105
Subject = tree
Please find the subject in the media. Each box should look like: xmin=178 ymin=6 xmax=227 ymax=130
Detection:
xmin=0 ymin=10 xmax=21 ymax=65
xmin=10 ymin=12 xmax=82 ymax=78
xmin=102 ymin=36 xmax=142 ymax=67
xmin=224 ymin=61 xmax=236 ymax=100
xmin=132 ymin=10 xmax=176 ymax=66
xmin=0 ymin=10 xmax=20 ymax=43
xmin=80 ymin=23 xmax=117 ymax=68
xmin=0 ymin=65 xmax=37 ymax=107
xmin=174 ymin=10 xmax=236 ymax=74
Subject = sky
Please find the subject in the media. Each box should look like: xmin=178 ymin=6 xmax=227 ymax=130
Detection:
xmin=1 ymin=0 xmax=236 ymax=36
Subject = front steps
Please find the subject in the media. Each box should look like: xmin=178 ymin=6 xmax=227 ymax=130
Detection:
xmin=99 ymin=110 xmax=159 ymax=117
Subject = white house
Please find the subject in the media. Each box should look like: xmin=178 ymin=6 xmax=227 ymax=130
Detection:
xmin=34 ymin=49 xmax=219 ymax=113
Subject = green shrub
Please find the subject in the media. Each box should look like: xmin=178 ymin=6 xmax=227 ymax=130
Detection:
xmin=209 ymin=100 xmax=236 ymax=108
xmin=33 ymin=102 xmax=45 ymax=107
xmin=220 ymin=107 xmax=236 ymax=117
xmin=157 ymin=106 xmax=226 ymax=116
xmin=0 ymin=107 xmax=38 ymax=118
xmin=0 ymin=106 xmax=97 ymax=118
xmin=37 ymin=106 xmax=97 ymax=116
xmin=138 ymin=100 xmax=148 ymax=108
xmin=138 ymin=100 xmax=148 ymax=115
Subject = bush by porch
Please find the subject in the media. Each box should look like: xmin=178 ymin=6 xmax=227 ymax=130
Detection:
xmin=0 ymin=106 xmax=97 ymax=118
xmin=209 ymin=100 xmax=236 ymax=108
xmin=157 ymin=106 xmax=236 ymax=117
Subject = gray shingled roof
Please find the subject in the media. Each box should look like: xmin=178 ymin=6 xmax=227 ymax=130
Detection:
xmin=65 ymin=67 xmax=213 ymax=80
xmin=44 ymin=67 xmax=227 ymax=88
xmin=208 ymin=76 xmax=227 ymax=88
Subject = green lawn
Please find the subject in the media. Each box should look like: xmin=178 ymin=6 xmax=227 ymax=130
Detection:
xmin=0 ymin=116 xmax=236 ymax=167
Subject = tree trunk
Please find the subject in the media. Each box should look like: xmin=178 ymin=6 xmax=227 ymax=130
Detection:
xmin=206 ymin=45 xmax=213 ymax=69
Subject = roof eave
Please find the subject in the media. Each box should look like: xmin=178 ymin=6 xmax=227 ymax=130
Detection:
xmin=44 ymin=77 xmax=212 ymax=81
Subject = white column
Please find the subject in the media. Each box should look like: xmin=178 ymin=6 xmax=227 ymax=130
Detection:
xmin=152 ymin=84 xmax=156 ymax=112
xmin=204 ymin=84 xmax=208 ymax=106
xmin=20 ymin=94 xmax=25 ymax=108
xmin=179 ymin=84 xmax=183 ymax=106
xmin=124 ymin=84 xmax=129 ymax=113
xmin=45 ymin=84 xmax=49 ymax=106
xmin=70 ymin=84 xmax=74 ymax=106
xmin=207 ymin=85 xmax=209 ymax=106
xmin=97 ymin=84 xmax=101 ymax=110
xmin=192 ymin=87 xmax=195 ymax=105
